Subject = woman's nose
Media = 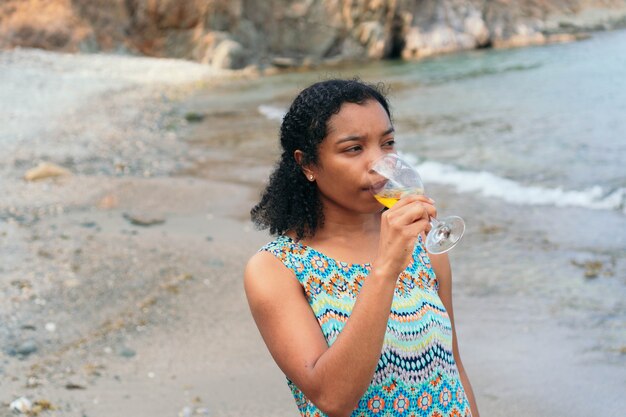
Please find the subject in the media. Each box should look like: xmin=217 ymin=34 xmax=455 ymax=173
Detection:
xmin=367 ymin=150 xmax=393 ymax=173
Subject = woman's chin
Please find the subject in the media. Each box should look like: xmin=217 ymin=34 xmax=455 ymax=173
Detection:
xmin=359 ymin=202 xmax=386 ymax=214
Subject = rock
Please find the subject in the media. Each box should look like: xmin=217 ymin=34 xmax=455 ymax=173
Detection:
xmin=9 ymin=397 xmax=32 ymax=414
xmin=184 ymin=112 xmax=205 ymax=122
xmin=192 ymin=31 xmax=229 ymax=64
xmin=570 ymin=256 xmax=612 ymax=279
xmin=546 ymin=32 xmax=586 ymax=44
xmin=480 ymin=224 xmax=504 ymax=234
xmin=355 ymin=21 xmax=385 ymax=58
xmin=31 ymin=400 xmax=54 ymax=414
xmin=37 ymin=248 xmax=54 ymax=259
xmin=464 ymin=12 xmax=490 ymax=47
xmin=123 ymin=212 xmax=166 ymax=227
xmin=211 ymin=39 xmax=247 ymax=69
xmin=10 ymin=279 xmax=32 ymax=290
xmin=97 ymin=194 xmax=119 ymax=209
xmin=117 ymin=347 xmax=136 ymax=358
xmin=271 ymin=57 xmax=299 ymax=68
xmin=63 ymin=278 xmax=81 ymax=288
xmin=582 ymin=261 xmax=603 ymax=279
xmin=25 ymin=376 xmax=42 ymax=388
xmin=24 ymin=162 xmax=71 ymax=181
xmin=2 ymin=0 xmax=626 ymax=67
xmin=65 ymin=382 xmax=87 ymax=390
xmin=126 ymin=0 xmax=207 ymax=31
xmin=16 ymin=340 xmax=38 ymax=356
xmin=179 ymin=406 xmax=193 ymax=417
xmin=0 ymin=1 xmax=94 ymax=52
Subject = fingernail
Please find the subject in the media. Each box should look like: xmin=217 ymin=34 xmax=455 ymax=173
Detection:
xmin=429 ymin=198 xmax=435 ymax=203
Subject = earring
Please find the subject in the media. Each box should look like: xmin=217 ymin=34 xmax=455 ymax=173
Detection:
xmin=308 ymin=175 xmax=314 ymax=181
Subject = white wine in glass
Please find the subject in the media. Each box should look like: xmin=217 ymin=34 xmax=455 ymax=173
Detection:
xmin=370 ymin=153 xmax=465 ymax=254
xmin=373 ymin=187 xmax=425 ymax=208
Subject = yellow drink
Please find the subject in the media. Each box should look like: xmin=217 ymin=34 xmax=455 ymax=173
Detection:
xmin=374 ymin=187 xmax=424 ymax=208
xmin=374 ymin=194 xmax=401 ymax=208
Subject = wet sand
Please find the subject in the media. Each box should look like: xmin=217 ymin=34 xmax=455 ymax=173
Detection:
xmin=1 ymin=49 xmax=625 ymax=417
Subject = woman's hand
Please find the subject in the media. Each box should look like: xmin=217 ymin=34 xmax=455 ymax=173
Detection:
xmin=373 ymin=195 xmax=436 ymax=278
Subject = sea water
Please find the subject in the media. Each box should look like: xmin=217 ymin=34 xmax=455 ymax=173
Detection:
xmin=257 ymin=29 xmax=626 ymax=217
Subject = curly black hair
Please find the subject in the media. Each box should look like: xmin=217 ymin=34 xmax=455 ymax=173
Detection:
xmin=251 ymin=78 xmax=391 ymax=239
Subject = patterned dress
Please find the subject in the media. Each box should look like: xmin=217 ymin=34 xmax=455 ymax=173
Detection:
xmin=260 ymin=235 xmax=472 ymax=417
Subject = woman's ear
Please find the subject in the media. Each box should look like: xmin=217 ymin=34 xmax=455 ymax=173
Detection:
xmin=294 ymin=150 xmax=316 ymax=182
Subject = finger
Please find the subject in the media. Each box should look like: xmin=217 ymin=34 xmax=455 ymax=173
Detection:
xmin=423 ymin=203 xmax=437 ymax=219
xmin=401 ymin=218 xmax=431 ymax=239
xmin=406 ymin=200 xmax=437 ymax=218
xmin=392 ymin=199 xmax=437 ymax=222
xmin=393 ymin=202 xmax=432 ymax=227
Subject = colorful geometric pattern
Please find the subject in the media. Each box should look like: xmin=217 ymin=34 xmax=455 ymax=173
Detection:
xmin=260 ymin=235 xmax=471 ymax=417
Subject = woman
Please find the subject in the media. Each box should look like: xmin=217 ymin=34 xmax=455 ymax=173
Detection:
xmin=244 ymin=79 xmax=480 ymax=417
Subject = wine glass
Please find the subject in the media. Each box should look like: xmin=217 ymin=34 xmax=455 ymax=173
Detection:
xmin=370 ymin=153 xmax=465 ymax=254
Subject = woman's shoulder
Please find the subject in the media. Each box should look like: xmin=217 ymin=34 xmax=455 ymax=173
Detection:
xmin=245 ymin=250 xmax=285 ymax=280
xmin=244 ymin=239 xmax=302 ymax=301
xmin=246 ymin=235 xmax=299 ymax=279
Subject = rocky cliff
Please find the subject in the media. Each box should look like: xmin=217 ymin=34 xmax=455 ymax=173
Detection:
xmin=1 ymin=0 xmax=625 ymax=69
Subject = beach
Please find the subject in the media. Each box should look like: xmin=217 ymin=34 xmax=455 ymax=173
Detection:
xmin=1 ymin=40 xmax=625 ymax=417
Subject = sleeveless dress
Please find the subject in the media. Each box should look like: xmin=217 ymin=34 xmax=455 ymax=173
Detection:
xmin=260 ymin=235 xmax=472 ymax=417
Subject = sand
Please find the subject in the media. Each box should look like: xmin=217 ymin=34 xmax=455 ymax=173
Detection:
xmin=1 ymin=48 xmax=624 ymax=417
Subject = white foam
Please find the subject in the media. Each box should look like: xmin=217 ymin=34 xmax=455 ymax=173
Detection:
xmin=258 ymin=105 xmax=286 ymax=122
xmin=401 ymin=153 xmax=626 ymax=213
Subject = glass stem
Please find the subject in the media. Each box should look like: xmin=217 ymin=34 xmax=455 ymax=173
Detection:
xmin=430 ymin=217 xmax=441 ymax=227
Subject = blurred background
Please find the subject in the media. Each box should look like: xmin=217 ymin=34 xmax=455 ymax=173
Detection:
xmin=1 ymin=1 xmax=625 ymax=416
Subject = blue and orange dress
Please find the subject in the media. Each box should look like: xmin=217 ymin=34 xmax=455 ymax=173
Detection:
xmin=260 ymin=235 xmax=472 ymax=417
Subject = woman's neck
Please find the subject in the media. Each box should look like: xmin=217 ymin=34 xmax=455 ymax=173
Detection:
xmin=306 ymin=203 xmax=381 ymax=245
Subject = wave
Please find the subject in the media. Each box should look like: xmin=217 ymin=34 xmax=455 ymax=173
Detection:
xmin=423 ymin=62 xmax=543 ymax=86
xmin=402 ymin=153 xmax=626 ymax=214
xmin=258 ymin=105 xmax=286 ymax=122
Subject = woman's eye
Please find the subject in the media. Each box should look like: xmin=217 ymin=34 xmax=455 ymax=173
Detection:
xmin=383 ymin=140 xmax=396 ymax=147
xmin=345 ymin=146 xmax=362 ymax=152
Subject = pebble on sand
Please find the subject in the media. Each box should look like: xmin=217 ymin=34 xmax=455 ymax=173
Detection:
xmin=65 ymin=382 xmax=87 ymax=390
xmin=9 ymin=397 xmax=32 ymax=414
xmin=97 ymin=193 xmax=119 ymax=209
xmin=123 ymin=212 xmax=166 ymax=227
xmin=117 ymin=346 xmax=136 ymax=358
xmin=18 ymin=340 xmax=38 ymax=354
xmin=24 ymin=162 xmax=71 ymax=181
xmin=571 ymin=257 xmax=613 ymax=279
xmin=184 ymin=112 xmax=205 ymax=122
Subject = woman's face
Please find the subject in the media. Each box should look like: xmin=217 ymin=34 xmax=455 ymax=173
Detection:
xmin=307 ymin=99 xmax=396 ymax=214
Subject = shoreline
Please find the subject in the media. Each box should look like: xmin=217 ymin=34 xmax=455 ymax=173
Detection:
xmin=1 ymin=48 xmax=624 ymax=417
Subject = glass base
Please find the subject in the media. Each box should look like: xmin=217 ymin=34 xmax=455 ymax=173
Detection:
xmin=425 ymin=216 xmax=465 ymax=254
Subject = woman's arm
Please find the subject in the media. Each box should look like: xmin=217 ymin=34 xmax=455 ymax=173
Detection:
xmin=430 ymin=252 xmax=481 ymax=417
xmin=245 ymin=196 xmax=435 ymax=416
xmin=244 ymin=251 xmax=397 ymax=417
xmin=244 ymin=195 xmax=437 ymax=416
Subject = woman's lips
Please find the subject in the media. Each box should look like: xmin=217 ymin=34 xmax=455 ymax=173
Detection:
xmin=367 ymin=179 xmax=388 ymax=192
